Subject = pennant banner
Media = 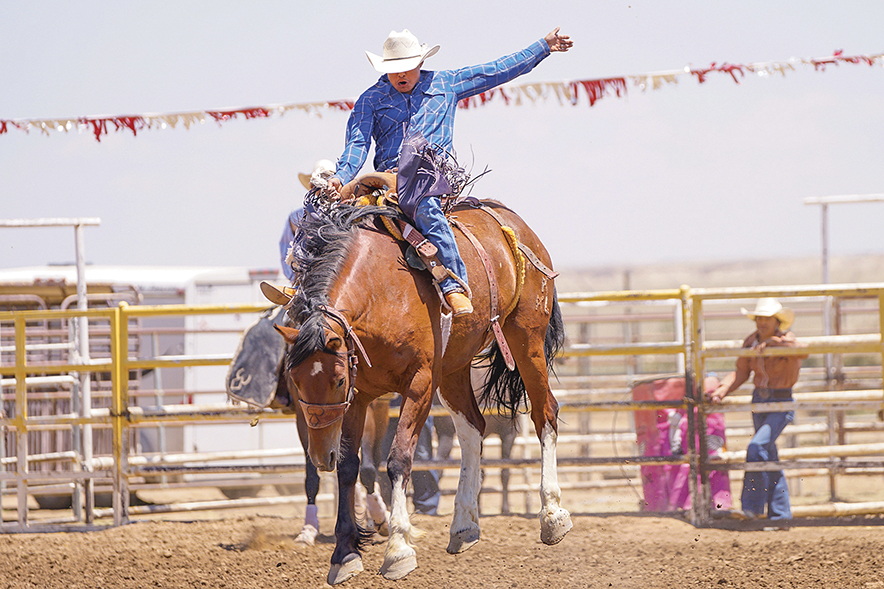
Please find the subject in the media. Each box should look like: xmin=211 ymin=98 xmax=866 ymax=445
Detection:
xmin=1 ymin=50 xmax=880 ymax=142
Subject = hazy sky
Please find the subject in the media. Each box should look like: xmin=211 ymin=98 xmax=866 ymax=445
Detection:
xmin=2 ymin=1 xmax=882 ymax=275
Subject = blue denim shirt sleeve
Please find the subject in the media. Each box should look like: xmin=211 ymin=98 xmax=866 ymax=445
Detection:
xmin=335 ymin=83 xmax=385 ymax=184
xmin=333 ymin=39 xmax=550 ymax=184
xmin=449 ymin=39 xmax=550 ymax=100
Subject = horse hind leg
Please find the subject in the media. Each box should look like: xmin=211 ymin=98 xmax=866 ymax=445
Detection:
xmin=358 ymin=453 xmax=390 ymax=540
xmin=294 ymin=458 xmax=322 ymax=545
xmin=501 ymin=316 xmax=573 ymax=545
xmin=438 ymin=370 xmax=485 ymax=554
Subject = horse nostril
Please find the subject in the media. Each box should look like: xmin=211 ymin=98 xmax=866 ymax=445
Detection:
xmin=329 ymin=449 xmax=337 ymax=465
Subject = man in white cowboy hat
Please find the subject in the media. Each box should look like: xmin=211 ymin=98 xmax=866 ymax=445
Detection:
xmin=328 ymin=27 xmax=572 ymax=316
xmin=272 ymin=159 xmax=337 ymax=287
xmin=707 ymin=297 xmax=808 ymax=521
xmin=298 ymin=158 xmax=336 ymax=193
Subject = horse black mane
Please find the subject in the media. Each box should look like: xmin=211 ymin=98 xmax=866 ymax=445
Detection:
xmin=284 ymin=202 xmax=401 ymax=371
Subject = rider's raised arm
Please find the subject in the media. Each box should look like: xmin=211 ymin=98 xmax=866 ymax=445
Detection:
xmin=448 ymin=28 xmax=572 ymax=102
xmin=448 ymin=39 xmax=550 ymax=102
xmin=333 ymin=91 xmax=376 ymax=186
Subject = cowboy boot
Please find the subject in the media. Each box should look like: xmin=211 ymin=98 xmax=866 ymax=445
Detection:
xmin=260 ymin=281 xmax=298 ymax=306
xmin=445 ymin=291 xmax=473 ymax=317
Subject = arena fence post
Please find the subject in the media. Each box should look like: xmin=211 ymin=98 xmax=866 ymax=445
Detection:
xmin=110 ymin=302 xmax=130 ymax=526
xmin=13 ymin=315 xmax=29 ymax=528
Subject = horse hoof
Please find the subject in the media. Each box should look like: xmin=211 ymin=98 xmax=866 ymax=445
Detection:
xmin=294 ymin=524 xmax=318 ymax=546
xmin=540 ymin=507 xmax=573 ymax=545
xmin=446 ymin=527 xmax=480 ymax=554
xmin=327 ymin=554 xmax=363 ymax=585
xmin=380 ymin=552 xmax=417 ymax=580
xmin=375 ymin=519 xmax=390 ymax=537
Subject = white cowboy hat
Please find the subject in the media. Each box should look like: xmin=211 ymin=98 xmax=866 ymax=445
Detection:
xmin=741 ymin=297 xmax=795 ymax=331
xmin=365 ymin=29 xmax=440 ymax=74
xmin=299 ymin=159 xmax=336 ymax=190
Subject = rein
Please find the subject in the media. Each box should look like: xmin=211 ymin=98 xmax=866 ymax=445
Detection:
xmin=298 ymin=305 xmax=373 ymax=430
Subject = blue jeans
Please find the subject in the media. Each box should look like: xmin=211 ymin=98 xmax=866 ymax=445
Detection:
xmin=741 ymin=390 xmax=794 ymax=519
xmin=412 ymin=196 xmax=468 ymax=295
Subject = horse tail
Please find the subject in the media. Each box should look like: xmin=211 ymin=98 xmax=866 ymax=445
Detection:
xmin=477 ymin=289 xmax=564 ymax=419
xmin=544 ymin=288 xmax=565 ymax=375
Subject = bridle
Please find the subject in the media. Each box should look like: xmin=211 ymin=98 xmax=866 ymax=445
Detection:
xmin=297 ymin=305 xmax=372 ymax=430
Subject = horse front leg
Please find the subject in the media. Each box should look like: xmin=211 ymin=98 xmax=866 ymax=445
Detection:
xmin=498 ymin=420 xmax=517 ymax=515
xmin=327 ymin=401 xmax=368 ymax=585
xmin=380 ymin=386 xmax=432 ymax=581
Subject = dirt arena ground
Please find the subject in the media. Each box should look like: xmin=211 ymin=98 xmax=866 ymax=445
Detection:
xmin=2 ymin=511 xmax=884 ymax=589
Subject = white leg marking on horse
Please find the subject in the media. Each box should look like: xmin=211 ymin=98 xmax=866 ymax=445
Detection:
xmin=366 ymin=483 xmax=390 ymax=534
xmin=438 ymin=395 xmax=482 ymax=554
xmin=310 ymin=361 xmax=323 ymax=376
xmin=538 ymin=421 xmax=572 ymax=545
xmin=380 ymin=473 xmax=419 ymax=580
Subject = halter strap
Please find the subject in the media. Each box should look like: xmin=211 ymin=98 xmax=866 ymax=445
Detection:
xmin=297 ymin=305 xmax=372 ymax=430
xmin=319 ymin=305 xmax=372 ymax=368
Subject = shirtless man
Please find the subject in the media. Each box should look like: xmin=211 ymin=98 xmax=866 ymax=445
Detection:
xmin=708 ymin=298 xmax=808 ymax=520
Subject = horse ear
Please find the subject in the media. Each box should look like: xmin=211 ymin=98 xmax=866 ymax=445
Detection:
xmin=274 ymin=324 xmax=300 ymax=344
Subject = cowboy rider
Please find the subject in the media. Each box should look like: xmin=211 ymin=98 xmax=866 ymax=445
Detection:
xmin=328 ymin=28 xmax=573 ymax=316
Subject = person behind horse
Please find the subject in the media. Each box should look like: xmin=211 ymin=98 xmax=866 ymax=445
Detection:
xmin=707 ymin=298 xmax=808 ymax=521
xmin=277 ymin=159 xmax=336 ymax=284
xmin=328 ymin=27 xmax=572 ymax=317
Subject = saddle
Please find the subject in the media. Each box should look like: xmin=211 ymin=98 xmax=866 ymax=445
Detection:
xmin=339 ymin=172 xmax=461 ymax=291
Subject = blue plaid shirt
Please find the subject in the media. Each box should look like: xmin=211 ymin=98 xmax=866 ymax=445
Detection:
xmin=334 ymin=39 xmax=550 ymax=183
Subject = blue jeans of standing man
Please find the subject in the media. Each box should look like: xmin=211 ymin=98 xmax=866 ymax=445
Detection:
xmin=412 ymin=196 xmax=468 ymax=295
xmin=741 ymin=389 xmax=794 ymax=519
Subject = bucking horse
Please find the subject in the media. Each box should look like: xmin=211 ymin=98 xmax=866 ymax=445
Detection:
xmin=269 ymin=173 xmax=572 ymax=584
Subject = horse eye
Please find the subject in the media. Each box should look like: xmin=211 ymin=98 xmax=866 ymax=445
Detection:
xmin=336 ymin=378 xmax=345 ymax=389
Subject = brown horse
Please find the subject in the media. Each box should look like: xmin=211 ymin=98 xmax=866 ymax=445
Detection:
xmin=273 ymin=194 xmax=571 ymax=584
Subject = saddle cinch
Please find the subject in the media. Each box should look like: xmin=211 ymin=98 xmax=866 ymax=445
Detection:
xmin=339 ymin=172 xmax=559 ymax=370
